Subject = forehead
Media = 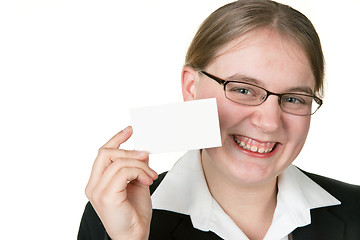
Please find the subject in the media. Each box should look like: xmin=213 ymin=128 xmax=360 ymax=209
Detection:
xmin=207 ymin=29 xmax=315 ymax=92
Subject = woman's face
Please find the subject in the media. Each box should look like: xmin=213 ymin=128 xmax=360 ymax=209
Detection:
xmin=182 ymin=30 xmax=315 ymax=187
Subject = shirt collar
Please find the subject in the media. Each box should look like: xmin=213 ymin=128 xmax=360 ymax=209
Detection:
xmin=151 ymin=150 xmax=213 ymax=230
xmin=151 ymin=150 xmax=341 ymax=240
xmin=265 ymin=164 xmax=341 ymax=239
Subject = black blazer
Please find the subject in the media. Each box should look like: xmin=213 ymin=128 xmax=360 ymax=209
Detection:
xmin=78 ymin=170 xmax=360 ymax=240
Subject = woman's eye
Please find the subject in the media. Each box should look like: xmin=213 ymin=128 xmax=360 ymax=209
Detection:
xmin=233 ymin=88 xmax=252 ymax=95
xmin=283 ymin=96 xmax=305 ymax=104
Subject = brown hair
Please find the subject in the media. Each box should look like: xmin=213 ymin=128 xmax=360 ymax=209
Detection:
xmin=185 ymin=0 xmax=324 ymax=97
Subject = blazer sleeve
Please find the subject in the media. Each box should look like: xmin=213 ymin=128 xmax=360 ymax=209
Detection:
xmin=77 ymin=202 xmax=110 ymax=240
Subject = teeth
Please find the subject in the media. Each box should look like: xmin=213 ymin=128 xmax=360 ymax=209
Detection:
xmin=233 ymin=136 xmax=276 ymax=154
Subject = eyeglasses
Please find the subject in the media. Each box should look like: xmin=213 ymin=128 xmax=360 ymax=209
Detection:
xmin=200 ymin=71 xmax=323 ymax=116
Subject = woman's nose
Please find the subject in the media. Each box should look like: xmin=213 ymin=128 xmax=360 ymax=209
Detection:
xmin=250 ymin=95 xmax=283 ymax=133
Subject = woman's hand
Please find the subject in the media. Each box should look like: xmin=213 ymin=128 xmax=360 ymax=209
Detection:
xmin=85 ymin=126 xmax=158 ymax=240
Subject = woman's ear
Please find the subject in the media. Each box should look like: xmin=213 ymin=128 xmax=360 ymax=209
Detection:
xmin=181 ymin=66 xmax=198 ymax=101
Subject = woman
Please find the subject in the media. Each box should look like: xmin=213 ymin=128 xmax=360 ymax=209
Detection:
xmin=78 ymin=1 xmax=360 ymax=239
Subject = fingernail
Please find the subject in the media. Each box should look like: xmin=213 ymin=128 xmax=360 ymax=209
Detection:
xmin=138 ymin=151 xmax=148 ymax=156
xmin=122 ymin=126 xmax=131 ymax=133
xmin=137 ymin=151 xmax=148 ymax=157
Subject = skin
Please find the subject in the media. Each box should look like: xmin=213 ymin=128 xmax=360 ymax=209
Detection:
xmin=182 ymin=29 xmax=315 ymax=239
xmin=85 ymin=29 xmax=316 ymax=240
xmin=85 ymin=126 xmax=157 ymax=240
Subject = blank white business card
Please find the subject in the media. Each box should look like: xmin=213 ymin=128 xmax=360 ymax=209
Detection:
xmin=129 ymin=98 xmax=222 ymax=154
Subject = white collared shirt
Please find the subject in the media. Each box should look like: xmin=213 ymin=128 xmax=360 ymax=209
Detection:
xmin=151 ymin=150 xmax=341 ymax=240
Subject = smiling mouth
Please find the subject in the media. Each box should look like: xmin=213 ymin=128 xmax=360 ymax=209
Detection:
xmin=233 ymin=136 xmax=278 ymax=154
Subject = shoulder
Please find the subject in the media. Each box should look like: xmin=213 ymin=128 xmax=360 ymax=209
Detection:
xmin=302 ymin=169 xmax=360 ymax=201
xmin=301 ymin=169 xmax=360 ymax=219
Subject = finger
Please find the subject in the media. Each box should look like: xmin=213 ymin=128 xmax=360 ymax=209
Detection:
xmin=107 ymin=158 xmax=157 ymax=180
xmin=90 ymin=167 xmax=153 ymax=204
xmin=109 ymin=167 xmax=154 ymax=197
xmin=90 ymin=148 xmax=149 ymax=181
xmin=86 ymin=150 xmax=152 ymax=196
xmin=92 ymin=159 xmax=157 ymax=195
xmin=102 ymin=126 xmax=133 ymax=149
xmin=98 ymin=148 xmax=149 ymax=163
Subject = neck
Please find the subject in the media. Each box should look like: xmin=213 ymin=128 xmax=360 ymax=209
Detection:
xmin=201 ymin=150 xmax=278 ymax=240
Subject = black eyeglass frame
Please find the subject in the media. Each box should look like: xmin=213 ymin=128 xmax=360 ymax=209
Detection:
xmin=199 ymin=70 xmax=323 ymax=116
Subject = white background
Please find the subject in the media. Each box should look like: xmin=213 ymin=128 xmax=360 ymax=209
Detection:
xmin=1 ymin=0 xmax=359 ymax=239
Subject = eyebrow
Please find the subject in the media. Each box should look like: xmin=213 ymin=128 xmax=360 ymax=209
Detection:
xmin=286 ymin=86 xmax=314 ymax=95
xmin=226 ymin=74 xmax=262 ymax=85
xmin=226 ymin=73 xmax=315 ymax=95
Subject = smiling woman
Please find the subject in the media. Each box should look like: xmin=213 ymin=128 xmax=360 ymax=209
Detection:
xmin=183 ymin=29 xmax=315 ymax=197
xmin=1 ymin=0 xmax=360 ymax=239
xmin=77 ymin=1 xmax=360 ymax=240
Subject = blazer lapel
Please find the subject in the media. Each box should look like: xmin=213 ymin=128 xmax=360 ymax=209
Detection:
xmin=292 ymin=207 xmax=344 ymax=240
xmin=150 ymin=209 xmax=223 ymax=240
xmin=171 ymin=216 xmax=223 ymax=240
